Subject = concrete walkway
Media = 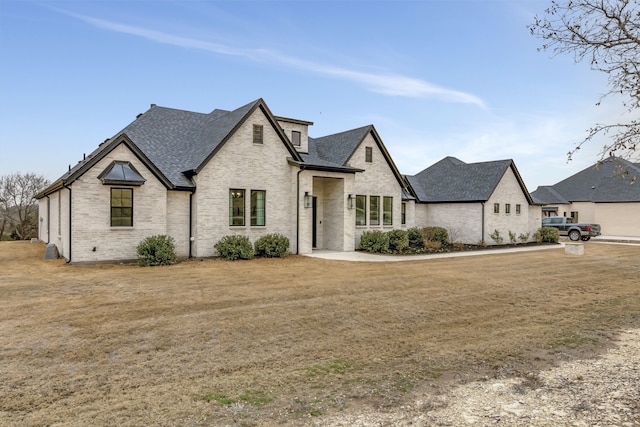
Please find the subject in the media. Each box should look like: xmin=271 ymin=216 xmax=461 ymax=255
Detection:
xmin=304 ymin=236 xmax=640 ymax=262
xmin=305 ymin=243 xmax=565 ymax=262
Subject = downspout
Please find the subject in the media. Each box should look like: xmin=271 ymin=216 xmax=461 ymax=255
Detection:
xmin=189 ymin=191 xmax=194 ymax=258
xmin=63 ymin=184 xmax=72 ymax=263
xmin=296 ymin=166 xmax=306 ymax=254
xmin=45 ymin=195 xmax=50 ymax=243
xmin=481 ymin=202 xmax=485 ymax=244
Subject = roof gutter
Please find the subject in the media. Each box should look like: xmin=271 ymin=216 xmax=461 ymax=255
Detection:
xmin=287 ymin=158 xmax=364 ymax=174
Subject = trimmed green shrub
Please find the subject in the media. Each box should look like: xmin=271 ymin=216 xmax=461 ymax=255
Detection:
xmin=387 ymin=229 xmax=409 ymax=252
xmin=359 ymin=230 xmax=389 ymax=253
xmin=254 ymin=233 xmax=290 ymax=258
xmin=137 ymin=235 xmax=177 ymax=266
xmin=407 ymin=227 xmax=423 ymax=248
xmin=422 ymin=227 xmax=449 ymax=245
xmin=215 ymin=235 xmax=254 ymax=260
xmin=536 ymin=226 xmax=559 ymax=243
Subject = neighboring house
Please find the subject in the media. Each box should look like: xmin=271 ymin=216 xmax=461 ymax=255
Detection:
xmin=406 ymin=157 xmax=541 ymax=245
xmin=36 ymin=98 xmax=542 ymax=262
xmin=531 ymin=157 xmax=640 ymax=237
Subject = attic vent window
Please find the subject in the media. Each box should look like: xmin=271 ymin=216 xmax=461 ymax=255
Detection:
xmin=253 ymin=124 xmax=263 ymax=144
xmin=98 ymin=161 xmax=146 ymax=186
xmin=291 ymin=131 xmax=301 ymax=146
xmin=365 ymin=147 xmax=373 ymax=163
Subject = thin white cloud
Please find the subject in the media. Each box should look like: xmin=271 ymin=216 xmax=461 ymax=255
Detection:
xmin=71 ymin=13 xmax=487 ymax=108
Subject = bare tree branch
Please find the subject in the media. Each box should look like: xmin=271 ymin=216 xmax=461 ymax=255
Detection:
xmin=529 ymin=0 xmax=640 ymax=163
xmin=0 ymin=172 xmax=50 ymax=240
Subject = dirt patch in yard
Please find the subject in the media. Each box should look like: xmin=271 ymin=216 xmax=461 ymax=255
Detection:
xmin=1 ymin=241 xmax=639 ymax=426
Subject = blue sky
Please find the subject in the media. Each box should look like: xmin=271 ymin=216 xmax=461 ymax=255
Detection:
xmin=0 ymin=0 xmax=625 ymax=191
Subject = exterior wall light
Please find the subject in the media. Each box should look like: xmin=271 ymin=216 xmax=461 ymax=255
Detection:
xmin=304 ymin=191 xmax=313 ymax=208
xmin=347 ymin=194 xmax=354 ymax=210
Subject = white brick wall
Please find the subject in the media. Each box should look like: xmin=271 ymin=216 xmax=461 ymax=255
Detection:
xmin=422 ymin=203 xmax=484 ymax=244
xmin=349 ymin=133 xmax=404 ymax=248
xmin=485 ymin=167 xmax=539 ymax=244
xmin=413 ymin=167 xmax=541 ymax=245
xmin=70 ymin=144 xmax=171 ymax=262
xmin=192 ymin=108 xmax=297 ymax=257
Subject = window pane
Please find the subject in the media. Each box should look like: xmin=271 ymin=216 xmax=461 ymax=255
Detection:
xmin=493 ymin=203 xmax=500 ymax=213
xmin=383 ymin=196 xmax=392 ymax=225
xmin=111 ymin=188 xmax=133 ymax=227
xmin=505 ymin=203 xmax=511 ymax=214
xmin=251 ymin=190 xmax=265 ymax=226
xmin=401 ymin=202 xmax=406 ymax=225
xmin=370 ymin=196 xmax=380 ymax=225
xmin=355 ymin=195 xmax=366 ymax=226
xmin=516 ymin=204 xmax=521 ymax=214
xmin=365 ymin=147 xmax=372 ymax=163
xmin=229 ymin=189 xmax=245 ymax=226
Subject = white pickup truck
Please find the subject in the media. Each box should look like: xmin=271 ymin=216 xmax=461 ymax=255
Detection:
xmin=541 ymin=217 xmax=602 ymax=241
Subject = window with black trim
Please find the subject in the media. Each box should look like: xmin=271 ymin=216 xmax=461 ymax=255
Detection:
xmin=493 ymin=203 xmax=500 ymax=214
xmin=229 ymin=189 xmax=245 ymax=226
xmin=291 ymin=131 xmax=301 ymax=146
xmin=111 ymin=188 xmax=133 ymax=227
xmin=401 ymin=202 xmax=406 ymax=225
xmin=253 ymin=124 xmax=263 ymax=144
xmin=516 ymin=204 xmax=521 ymax=215
xmin=505 ymin=203 xmax=511 ymax=214
xmin=355 ymin=195 xmax=366 ymax=226
xmin=383 ymin=197 xmax=393 ymax=225
xmin=370 ymin=195 xmax=380 ymax=225
xmin=365 ymin=147 xmax=373 ymax=163
xmin=251 ymin=190 xmax=265 ymax=226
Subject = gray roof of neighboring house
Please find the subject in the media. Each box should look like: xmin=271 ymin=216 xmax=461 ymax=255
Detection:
xmin=407 ymin=156 xmax=531 ymax=203
xmin=531 ymin=157 xmax=640 ymax=203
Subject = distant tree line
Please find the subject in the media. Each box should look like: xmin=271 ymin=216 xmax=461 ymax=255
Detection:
xmin=0 ymin=172 xmax=49 ymax=240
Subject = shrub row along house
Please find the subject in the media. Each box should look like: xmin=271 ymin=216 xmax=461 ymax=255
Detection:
xmin=36 ymin=98 xmax=541 ymax=263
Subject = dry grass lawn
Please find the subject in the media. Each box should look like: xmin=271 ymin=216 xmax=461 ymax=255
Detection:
xmin=1 ymin=241 xmax=639 ymax=426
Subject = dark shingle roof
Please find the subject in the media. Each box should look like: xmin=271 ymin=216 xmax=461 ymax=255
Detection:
xmin=541 ymin=157 xmax=640 ymax=203
xmin=39 ymin=99 xmax=305 ymax=195
xmin=530 ymin=186 xmax=569 ymax=204
xmin=309 ymin=126 xmax=372 ymax=166
xmin=407 ymin=156 xmax=520 ymax=203
xmin=531 ymin=157 xmax=640 ymax=204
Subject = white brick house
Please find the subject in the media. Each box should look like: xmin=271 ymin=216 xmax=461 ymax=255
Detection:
xmin=36 ymin=98 xmax=540 ymax=262
xmin=406 ymin=157 xmax=540 ymax=245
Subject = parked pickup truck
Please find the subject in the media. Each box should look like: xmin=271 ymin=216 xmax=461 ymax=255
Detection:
xmin=541 ymin=217 xmax=601 ymax=241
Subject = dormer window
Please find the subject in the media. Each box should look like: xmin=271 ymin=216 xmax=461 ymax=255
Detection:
xmin=291 ymin=131 xmax=301 ymax=146
xmin=97 ymin=161 xmax=145 ymax=186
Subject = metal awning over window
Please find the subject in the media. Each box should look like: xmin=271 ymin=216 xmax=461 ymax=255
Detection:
xmin=97 ymin=161 xmax=146 ymax=186
xmin=542 ymin=207 xmax=558 ymax=212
